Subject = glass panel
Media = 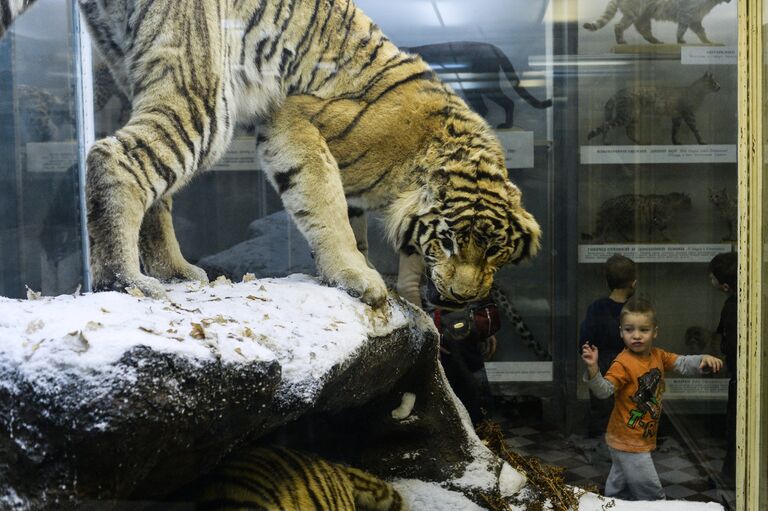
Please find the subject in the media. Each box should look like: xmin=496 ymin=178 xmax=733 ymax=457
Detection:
xmin=0 ymin=0 xmax=85 ymax=298
xmin=0 ymin=0 xmax=748 ymax=507
xmin=577 ymin=0 xmax=738 ymax=506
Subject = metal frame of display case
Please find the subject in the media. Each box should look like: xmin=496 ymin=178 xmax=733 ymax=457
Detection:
xmin=71 ymin=4 xmax=95 ymax=292
xmin=737 ymin=1 xmax=767 ymax=509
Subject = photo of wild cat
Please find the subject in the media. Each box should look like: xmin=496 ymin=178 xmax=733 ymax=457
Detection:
xmin=587 ymin=72 xmax=720 ymax=145
xmin=583 ymin=0 xmax=732 ymax=45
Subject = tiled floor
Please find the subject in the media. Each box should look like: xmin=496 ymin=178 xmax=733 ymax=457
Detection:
xmin=493 ymin=399 xmax=735 ymax=509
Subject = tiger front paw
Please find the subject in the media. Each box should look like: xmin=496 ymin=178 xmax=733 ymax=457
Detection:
xmin=93 ymin=272 xmax=168 ymax=300
xmin=333 ymin=265 xmax=389 ymax=308
xmin=160 ymin=262 xmax=210 ymax=284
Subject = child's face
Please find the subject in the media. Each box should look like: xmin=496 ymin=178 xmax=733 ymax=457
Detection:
xmin=710 ymin=273 xmax=730 ymax=293
xmin=620 ymin=312 xmax=658 ymax=356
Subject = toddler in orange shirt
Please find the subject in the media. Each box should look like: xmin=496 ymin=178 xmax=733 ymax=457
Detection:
xmin=581 ymin=298 xmax=723 ymax=500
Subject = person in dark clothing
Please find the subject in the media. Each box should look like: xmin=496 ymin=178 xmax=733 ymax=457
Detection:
xmin=425 ymin=278 xmax=500 ymax=425
xmin=579 ymin=254 xmax=637 ymax=436
xmin=709 ymin=251 xmax=738 ymax=487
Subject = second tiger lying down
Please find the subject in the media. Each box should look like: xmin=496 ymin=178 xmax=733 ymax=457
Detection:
xmin=181 ymin=446 xmax=406 ymax=511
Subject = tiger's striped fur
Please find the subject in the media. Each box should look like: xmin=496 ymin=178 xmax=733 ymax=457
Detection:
xmin=1 ymin=0 xmax=540 ymax=306
xmin=186 ymin=446 xmax=406 ymax=510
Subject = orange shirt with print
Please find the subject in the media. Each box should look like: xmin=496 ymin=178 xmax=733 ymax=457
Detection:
xmin=603 ymin=347 xmax=679 ymax=453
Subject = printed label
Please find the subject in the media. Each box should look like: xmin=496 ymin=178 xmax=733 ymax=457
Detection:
xmin=681 ymin=46 xmax=737 ymax=65
xmin=25 ymin=142 xmax=78 ymax=173
xmin=485 ymin=361 xmax=553 ymax=382
xmin=665 ymin=378 xmax=729 ymax=400
xmin=578 ymin=244 xmax=733 ymax=263
xmin=209 ymin=137 xmax=260 ymax=171
xmin=495 ymin=130 xmax=534 ymax=169
xmin=580 ymin=144 xmax=737 ymax=164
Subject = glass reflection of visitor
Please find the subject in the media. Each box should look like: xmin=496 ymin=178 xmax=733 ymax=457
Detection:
xmin=579 ymin=254 xmax=637 ymax=437
xmin=709 ymin=251 xmax=738 ymax=489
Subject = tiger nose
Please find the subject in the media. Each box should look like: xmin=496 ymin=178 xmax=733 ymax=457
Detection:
xmin=451 ymin=264 xmax=491 ymax=298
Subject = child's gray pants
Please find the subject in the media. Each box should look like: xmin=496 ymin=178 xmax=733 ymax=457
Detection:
xmin=605 ymin=446 xmax=666 ymax=501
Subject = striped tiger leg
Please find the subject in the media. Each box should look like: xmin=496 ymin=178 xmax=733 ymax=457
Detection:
xmin=86 ymin=137 xmax=165 ymax=297
xmin=86 ymin=101 xmax=220 ymax=297
xmin=348 ymin=207 xmax=374 ymax=267
xmin=139 ymin=197 xmax=209 ymax=284
xmin=259 ymin=107 xmax=388 ymax=307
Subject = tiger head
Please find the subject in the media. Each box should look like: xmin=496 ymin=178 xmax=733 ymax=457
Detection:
xmin=389 ymin=174 xmax=541 ymax=305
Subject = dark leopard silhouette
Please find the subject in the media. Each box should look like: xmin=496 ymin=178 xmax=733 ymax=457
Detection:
xmin=404 ymin=41 xmax=552 ymax=129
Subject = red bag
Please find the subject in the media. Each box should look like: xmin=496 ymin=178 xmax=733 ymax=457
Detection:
xmin=434 ymin=301 xmax=501 ymax=342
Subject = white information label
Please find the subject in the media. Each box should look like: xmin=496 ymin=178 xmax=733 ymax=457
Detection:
xmin=681 ymin=46 xmax=737 ymax=65
xmin=580 ymin=144 xmax=736 ymax=165
xmin=578 ymin=244 xmax=733 ymax=263
xmin=485 ymin=362 xmax=553 ymax=382
xmin=209 ymin=137 xmax=259 ymax=171
xmin=495 ymin=130 xmax=534 ymax=169
xmin=665 ymin=378 xmax=729 ymax=400
xmin=25 ymin=142 xmax=77 ymax=173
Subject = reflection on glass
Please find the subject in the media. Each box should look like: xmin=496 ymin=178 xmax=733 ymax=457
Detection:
xmin=0 ymin=0 xmax=84 ymax=298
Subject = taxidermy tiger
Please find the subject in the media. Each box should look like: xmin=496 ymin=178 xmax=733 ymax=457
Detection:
xmin=0 ymin=0 xmax=540 ymax=307
xmin=587 ymin=71 xmax=720 ymax=145
xmin=172 ymin=445 xmax=406 ymax=510
xmin=402 ymin=41 xmax=552 ymax=129
xmin=583 ymin=0 xmax=731 ymax=45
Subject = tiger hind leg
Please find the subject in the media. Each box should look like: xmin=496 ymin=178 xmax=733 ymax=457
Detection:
xmin=87 ymin=100 xmax=225 ymax=297
xmin=86 ymin=137 xmax=167 ymax=298
xmin=258 ymin=102 xmax=388 ymax=307
xmin=139 ymin=196 xmax=209 ymax=284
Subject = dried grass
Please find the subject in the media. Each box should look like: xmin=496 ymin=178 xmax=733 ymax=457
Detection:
xmin=474 ymin=420 xmax=596 ymax=511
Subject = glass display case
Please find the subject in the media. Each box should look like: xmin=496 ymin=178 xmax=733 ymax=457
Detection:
xmin=0 ymin=0 xmax=86 ymax=298
xmin=0 ymin=0 xmax=761 ymax=508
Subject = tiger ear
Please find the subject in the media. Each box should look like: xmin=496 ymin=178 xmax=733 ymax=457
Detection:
xmin=505 ymin=181 xmax=542 ymax=261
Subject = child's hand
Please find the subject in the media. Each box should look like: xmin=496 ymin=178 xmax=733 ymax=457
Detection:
xmin=700 ymin=355 xmax=724 ymax=374
xmin=581 ymin=342 xmax=599 ymax=368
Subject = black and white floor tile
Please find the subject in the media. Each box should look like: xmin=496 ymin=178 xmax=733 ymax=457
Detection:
xmin=494 ymin=404 xmax=734 ymax=509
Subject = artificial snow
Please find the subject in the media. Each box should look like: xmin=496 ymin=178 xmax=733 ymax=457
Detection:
xmin=393 ymin=479 xmax=487 ymax=511
xmin=578 ymin=492 xmax=724 ymax=510
xmin=393 ymin=479 xmax=723 ymax=511
xmin=0 ymin=274 xmax=410 ymax=404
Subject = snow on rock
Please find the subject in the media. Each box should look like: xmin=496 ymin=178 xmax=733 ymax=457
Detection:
xmin=0 ymin=274 xmax=428 ymax=508
xmin=0 ymin=274 xmax=409 ymax=404
xmin=578 ymin=492 xmax=724 ymax=510
xmin=393 ymin=479 xmax=488 ymax=511
xmin=393 ymin=480 xmax=724 ymax=511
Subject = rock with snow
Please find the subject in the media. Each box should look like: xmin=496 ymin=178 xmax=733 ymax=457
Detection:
xmin=0 ymin=274 xmax=522 ymax=509
xmin=197 ymin=210 xmax=399 ymax=281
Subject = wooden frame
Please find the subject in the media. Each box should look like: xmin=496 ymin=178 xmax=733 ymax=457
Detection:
xmin=737 ymin=0 xmax=767 ymax=509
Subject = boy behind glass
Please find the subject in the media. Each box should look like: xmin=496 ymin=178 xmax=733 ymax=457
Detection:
xmin=582 ymin=298 xmax=723 ymax=500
